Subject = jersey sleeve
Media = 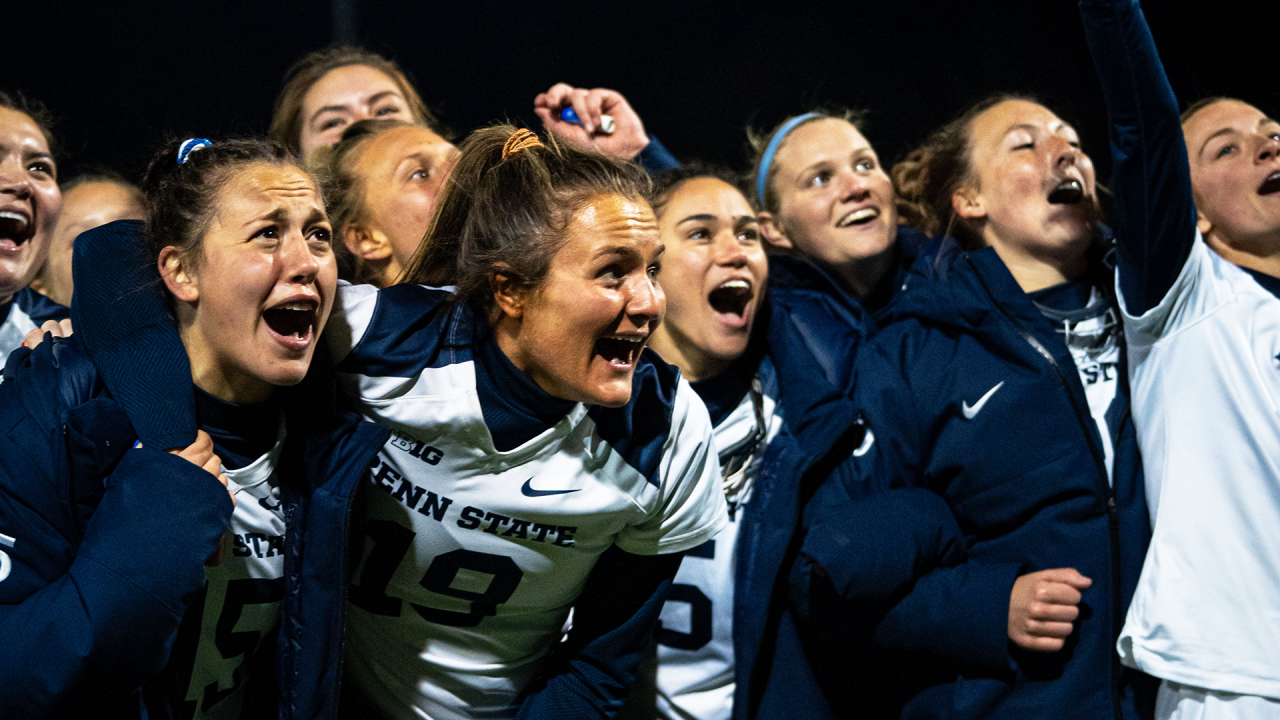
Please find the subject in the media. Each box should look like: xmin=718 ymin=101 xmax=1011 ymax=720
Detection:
xmin=1119 ymin=234 xmax=1235 ymax=355
xmin=614 ymin=379 xmax=728 ymax=555
xmin=1080 ymin=0 xmax=1199 ymax=316
xmin=325 ymin=281 xmax=382 ymax=364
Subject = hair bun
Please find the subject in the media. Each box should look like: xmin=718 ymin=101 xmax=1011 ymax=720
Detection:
xmin=501 ymin=129 xmax=543 ymax=161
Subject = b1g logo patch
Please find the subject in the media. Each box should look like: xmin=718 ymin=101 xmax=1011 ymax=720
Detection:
xmin=390 ymin=432 xmax=443 ymax=465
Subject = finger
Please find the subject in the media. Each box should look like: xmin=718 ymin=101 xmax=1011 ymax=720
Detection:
xmin=40 ymin=319 xmax=64 ymax=337
xmin=58 ymin=318 xmax=73 ymax=336
xmin=202 ymin=454 xmax=225 ymax=479
xmin=543 ymin=82 xmax=575 ymax=106
xmin=569 ymin=88 xmax=594 ymax=133
xmin=1039 ymin=567 xmax=1093 ymax=588
xmin=1034 ymin=581 xmax=1083 ymax=606
xmin=533 ymin=92 xmax=550 ymax=110
xmin=583 ymin=88 xmax=610 ymax=129
xmin=21 ymin=328 xmax=45 ymax=349
xmin=1025 ymin=619 xmax=1075 ymax=638
xmin=1027 ymin=600 xmax=1080 ymax=623
xmin=534 ymin=105 xmax=556 ymax=128
xmin=1014 ymin=633 xmax=1066 ymax=653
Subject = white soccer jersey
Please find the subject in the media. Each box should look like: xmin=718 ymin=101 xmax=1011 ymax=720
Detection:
xmin=1117 ymin=236 xmax=1280 ymax=698
xmin=182 ymin=438 xmax=287 ymax=719
xmin=329 ymin=284 xmax=728 ymax=720
xmin=655 ymin=375 xmax=782 ymax=720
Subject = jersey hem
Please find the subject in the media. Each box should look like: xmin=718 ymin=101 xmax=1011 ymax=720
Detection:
xmin=1122 ymin=643 xmax=1280 ymax=700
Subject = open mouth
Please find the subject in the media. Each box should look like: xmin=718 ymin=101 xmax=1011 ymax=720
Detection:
xmin=1047 ymin=179 xmax=1085 ymax=205
xmin=708 ymin=279 xmax=753 ymax=321
xmin=837 ymin=207 xmax=880 ymax=228
xmin=262 ymin=300 xmax=318 ymax=348
xmin=0 ymin=210 xmax=33 ymax=251
xmin=593 ymin=334 xmax=647 ymax=369
xmin=1258 ymin=171 xmax=1280 ymax=196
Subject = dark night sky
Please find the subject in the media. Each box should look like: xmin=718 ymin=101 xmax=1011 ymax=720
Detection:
xmin=7 ymin=1 xmax=1275 ymax=187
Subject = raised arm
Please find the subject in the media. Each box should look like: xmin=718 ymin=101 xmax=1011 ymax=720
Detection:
xmin=1080 ymin=0 xmax=1198 ymax=314
xmin=534 ymin=83 xmax=681 ymax=175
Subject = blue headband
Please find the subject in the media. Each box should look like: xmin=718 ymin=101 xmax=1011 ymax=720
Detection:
xmin=756 ymin=113 xmax=824 ymax=208
xmin=177 ymin=138 xmax=212 ymax=165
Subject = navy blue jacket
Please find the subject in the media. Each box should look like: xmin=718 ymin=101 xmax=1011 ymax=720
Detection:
xmin=730 ymin=254 xmax=967 ymax=720
xmin=812 ymin=246 xmax=1154 ymax=719
xmin=0 ymin=336 xmax=234 ymax=718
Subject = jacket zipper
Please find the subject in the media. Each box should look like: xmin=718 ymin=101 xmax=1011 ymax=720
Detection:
xmin=970 ymin=262 xmax=1125 ymax=719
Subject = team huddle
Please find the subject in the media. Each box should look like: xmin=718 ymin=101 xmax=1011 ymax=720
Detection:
xmin=0 ymin=0 xmax=1277 ymax=719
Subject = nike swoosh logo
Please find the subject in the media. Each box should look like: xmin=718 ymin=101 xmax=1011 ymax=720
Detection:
xmin=961 ymin=381 xmax=1005 ymax=420
xmin=521 ymin=478 xmax=581 ymax=497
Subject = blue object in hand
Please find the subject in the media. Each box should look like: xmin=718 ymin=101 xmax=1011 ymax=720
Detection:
xmin=560 ymin=106 xmax=582 ymax=125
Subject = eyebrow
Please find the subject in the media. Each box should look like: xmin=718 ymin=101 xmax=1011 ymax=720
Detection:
xmin=1199 ymin=127 xmax=1238 ymax=158
xmin=1004 ymin=123 xmax=1040 ymax=137
xmin=677 ymin=213 xmax=719 ymax=224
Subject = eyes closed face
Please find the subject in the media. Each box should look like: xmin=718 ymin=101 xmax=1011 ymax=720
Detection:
xmin=504 ymin=194 xmax=665 ymax=408
xmin=170 ymin=163 xmax=337 ymax=403
xmin=767 ymin=118 xmax=897 ymax=266
xmin=300 ymin=64 xmax=413 ymax=159
xmin=959 ymin=100 xmax=1100 ymax=262
xmin=0 ymin=106 xmax=61 ymax=301
xmin=1183 ymin=99 xmax=1280 ymax=247
xmin=650 ymin=177 xmax=767 ymax=381
xmin=352 ymin=124 xmax=459 ymax=272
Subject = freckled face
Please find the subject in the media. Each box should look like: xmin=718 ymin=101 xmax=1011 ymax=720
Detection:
xmin=503 ymin=194 xmax=665 ymax=408
xmin=172 ymin=164 xmax=336 ymax=403
xmin=960 ymin=100 xmax=1100 ymax=260
xmin=299 ymin=64 xmax=413 ymax=159
xmin=351 ymin=125 xmax=459 ymax=269
xmin=650 ymin=177 xmax=766 ymax=381
xmin=1183 ymin=100 xmax=1280 ymax=246
xmin=0 ymin=107 xmax=61 ymax=301
xmin=768 ymin=118 xmax=897 ymax=265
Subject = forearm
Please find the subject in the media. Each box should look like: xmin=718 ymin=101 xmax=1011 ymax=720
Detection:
xmin=1080 ymin=0 xmax=1198 ymax=313
xmin=515 ymin=546 xmax=683 ymax=719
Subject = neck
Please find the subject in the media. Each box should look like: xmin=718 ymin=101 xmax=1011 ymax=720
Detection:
xmin=1204 ymin=227 xmax=1280 ymax=279
xmin=178 ymin=320 xmax=274 ymax=405
xmin=986 ymin=240 xmax=1086 ymax=293
xmin=648 ymin=325 xmax=734 ymax=382
xmin=829 ymin=243 xmax=897 ymax=298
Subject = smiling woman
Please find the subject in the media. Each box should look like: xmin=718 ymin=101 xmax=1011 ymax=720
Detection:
xmin=0 ymin=91 xmax=69 ymax=365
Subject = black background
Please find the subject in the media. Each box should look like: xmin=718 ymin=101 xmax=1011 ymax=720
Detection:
xmin=7 ymin=0 xmax=1274 ymax=185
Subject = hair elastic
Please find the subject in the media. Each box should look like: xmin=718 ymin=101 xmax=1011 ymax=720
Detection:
xmin=501 ymin=129 xmax=543 ymax=161
xmin=177 ymin=138 xmax=213 ymax=165
xmin=755 ymin=113 xmax=823 ymax=207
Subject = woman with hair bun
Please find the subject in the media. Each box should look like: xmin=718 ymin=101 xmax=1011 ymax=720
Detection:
xmin=313 ymin=124 xmax=726 ymax=720
xmin=799 ymin=95 xmax=1154 ymax=718
xmin=0 ymin=136 xmax=357 ymax=718
xmin=270 ymin=46 xmax=443 ymax=161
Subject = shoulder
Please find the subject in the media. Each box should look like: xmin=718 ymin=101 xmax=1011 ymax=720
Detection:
xmin=330 ymin=282 xmax=464 ymax=378
xmin=14 ymin=287 xmax=69 ymax=324
xmin=587 ymin=350 xmax=696 ymax=487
